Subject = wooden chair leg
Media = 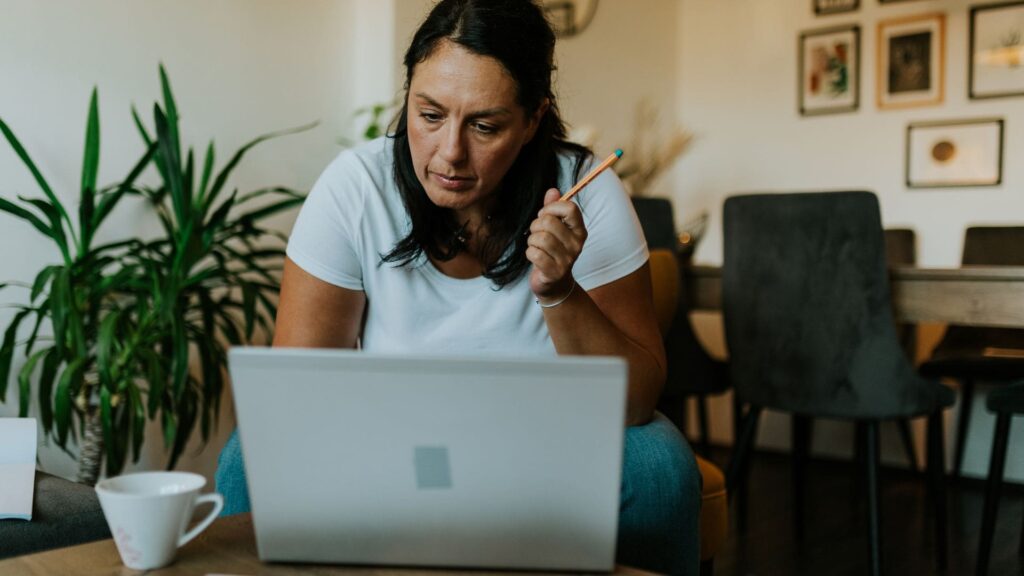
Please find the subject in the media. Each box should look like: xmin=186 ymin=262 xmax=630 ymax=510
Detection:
xmin=977 ymin=413 xmax=1011 ymax=576
xmin=865 ymin=420 xmax=882 ymax=576
xmin=698 ymin=394 xmax=712 ymax=457
xmin=927 ymin=412 xmax=948 ymax=571
xmin=953 ymin=379 xmax=976 ymax=479
xmin=699 ymin=558 xmax=714 ymax=576
xmin=792 ymin=415 xmax=812 ymax=540
xmin=897 ymin=419 xmax=918 ymax=472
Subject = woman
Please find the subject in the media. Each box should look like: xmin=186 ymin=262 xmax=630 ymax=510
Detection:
xmin=217 ymin=1 xmax=700 ymax=574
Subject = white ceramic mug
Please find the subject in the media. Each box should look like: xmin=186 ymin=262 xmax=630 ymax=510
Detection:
xmin=95 ymin=471 xmax=224 ymax=570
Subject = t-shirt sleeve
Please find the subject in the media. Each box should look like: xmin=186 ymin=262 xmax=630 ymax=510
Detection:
xmin=569 ymin=157 xmax=650 ymax=291
xmin=285 ymin=151 xmax=368 ymax=291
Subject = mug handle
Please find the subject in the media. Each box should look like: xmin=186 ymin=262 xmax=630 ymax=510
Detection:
xmin=178 ymin=493 xmax=225 ymax=548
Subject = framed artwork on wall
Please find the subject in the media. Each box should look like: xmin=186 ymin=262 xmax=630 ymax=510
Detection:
xmin=799 ymin=25 xmax=860 ymax=115
xmin=814 ymin=0 xmax=859 ymax=15
xmin=906 ymin=118 xmax=1004 ymax=188
xmin=877 ymin=13 xmax=945 ymax=109
xmin=969 ymin=1 xmax=1024 ymax=99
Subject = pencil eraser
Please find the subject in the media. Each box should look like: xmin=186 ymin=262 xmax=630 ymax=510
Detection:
xmin=614 ymin=149 xmax=623 ymax=157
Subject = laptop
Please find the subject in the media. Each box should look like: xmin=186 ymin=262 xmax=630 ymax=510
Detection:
xmin=228 ymin=347 xmax=628 ymax=572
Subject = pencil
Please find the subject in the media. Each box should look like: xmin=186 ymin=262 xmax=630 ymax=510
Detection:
xmin=559 ymin=149 xmax=623 ymax=203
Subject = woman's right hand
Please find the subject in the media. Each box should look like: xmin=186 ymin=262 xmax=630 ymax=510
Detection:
xmin=526 ymin=188 xmax=588 ymax=306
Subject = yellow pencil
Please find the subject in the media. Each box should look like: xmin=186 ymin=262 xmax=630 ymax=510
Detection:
xmin=559 ymin=149 xmax=624 ymax=203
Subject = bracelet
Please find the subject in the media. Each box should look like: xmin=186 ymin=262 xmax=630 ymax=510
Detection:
xmin=536 ymin=282 xmax=576 ymax=308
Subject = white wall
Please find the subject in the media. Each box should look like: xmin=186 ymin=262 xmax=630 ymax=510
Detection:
xmin=676 ymin=0 xmax=1024 ymax=267
xmin=0 ymin=0 xmax=360 ymax=483
xmin=676 ymin=0 xmax=1024 ymax=480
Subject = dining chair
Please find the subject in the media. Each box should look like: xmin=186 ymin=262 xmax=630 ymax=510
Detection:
xmin=976 ymin=381 xmax=1024 ymax=576
xmin=631 ymin=197 xmax=736 ymax=456
xmin=721 ymin=191 xmax=954 ymax=576
xmin=919 ymin=226 xmax=1024 ymax=480
xmin=648 ymin=248 xmax=728 ymax=576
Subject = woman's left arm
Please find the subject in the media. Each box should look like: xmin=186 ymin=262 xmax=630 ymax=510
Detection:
xmin=527 ymin=190 xmax=666 ymax=426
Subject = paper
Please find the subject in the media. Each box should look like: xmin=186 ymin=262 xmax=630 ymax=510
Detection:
xmin=0 ymin=418 xmax=37 ymax=520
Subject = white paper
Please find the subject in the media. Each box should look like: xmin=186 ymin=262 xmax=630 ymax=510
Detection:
xmin=0 ymin=418 xmax=37 ymax=520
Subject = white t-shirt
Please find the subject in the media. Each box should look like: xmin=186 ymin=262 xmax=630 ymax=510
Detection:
xmin=286 ymin=137 xmax=648 ymax=355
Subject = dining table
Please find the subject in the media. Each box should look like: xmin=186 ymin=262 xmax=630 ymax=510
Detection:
xmin=683 ymin=264 xmax=1024 ymax=329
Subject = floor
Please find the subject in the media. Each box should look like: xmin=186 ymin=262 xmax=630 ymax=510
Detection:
xmin=703 ymin=447 xmax=1024 ymax=576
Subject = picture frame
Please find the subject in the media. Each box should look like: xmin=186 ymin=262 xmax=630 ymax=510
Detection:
xmin=814 ymin=0 xmax=859 ymax=15
xmin=906 ymin=118 xmax=1004 ymax=188
xmin=877 ymin=13 xmax=945 ymax=109
xmin=799 ymin=25 xmax=860 ymax=115
xmin=969 ymin=1 xmax=1024 ymax=100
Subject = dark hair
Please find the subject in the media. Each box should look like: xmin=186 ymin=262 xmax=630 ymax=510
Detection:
xmin=381 ymin=0 xmax=590 ymax=288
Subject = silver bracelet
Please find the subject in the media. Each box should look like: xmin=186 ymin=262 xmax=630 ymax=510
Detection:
xmin=536 ymin=282 xmax=576 ymax=308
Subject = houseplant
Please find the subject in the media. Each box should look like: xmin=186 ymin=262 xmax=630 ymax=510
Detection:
xmin=0 ymin=88 xmax=155 ymax=484
xmin=0 ymin=67 xmax=311 ymax=484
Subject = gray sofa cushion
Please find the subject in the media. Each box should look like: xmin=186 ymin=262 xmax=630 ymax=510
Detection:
xmin=0 ymin=471 xmax=110 ymax=559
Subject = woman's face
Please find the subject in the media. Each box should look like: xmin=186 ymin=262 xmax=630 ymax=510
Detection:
xmin=406 ymin=40 xmax=543 ymax=220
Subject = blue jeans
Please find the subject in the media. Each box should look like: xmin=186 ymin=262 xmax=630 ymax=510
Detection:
xmin=216 ymin=413 xmax=701 ymax=576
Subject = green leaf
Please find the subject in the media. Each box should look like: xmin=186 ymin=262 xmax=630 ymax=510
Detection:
xmin=131 ymin=105 xmax=153 ymax=146
xmin=171 ymin=316 xmax=188 ymax=399
xmin=198 ymin=142 xmax=215 ymax=203
xmin=158 ymin=64 xmax=181 ymax=172
xmin=0 ymin=197 xmax=56 ymax=243
xmin=0 ymin=117 xmax=73 ymax=237
xmin=38 ymin=348 xmax=59 ymax=432
xmin=205 ymin=121 xmax=317 ymax=210
xmin=17 ymin=348 xmax=49 ymax=417
xmin=129 ymin=385 xmax=145 ymax=462
xmin=49 ymin=268 xmax=69 ymax=356
xmin=0 ymin=308 xmax=32 ymax=401
xmin=231 ymin=196 xmax=305 ymax=226
xmin=96 ymin=310 xmax=120 ymax=388
xmin=234 ymin=186 xmax=304 ymax=206
xmin=80 ymin=87 xmax=100 ymax=251
xmin=203 ymin=192 xmax=236 ymax=245
xmin=153 ymin=105 xmax=188 ymax=227
xmin=144 ymin=349 xmax=166 ymax=419
xmin=167 ymin=392 xmax=196 ymax=471
xmin=161 ymin=408 xmax=177 ymax=451
xmin=54 ymin=357 xmax=86 ymax=447
xmin=20 ymin=196 xmax=71 ymax=258
xmin=23 ymin=302 xmax=48 ymax=356
xmin=30 ymin=265 xmax=60 ymax=302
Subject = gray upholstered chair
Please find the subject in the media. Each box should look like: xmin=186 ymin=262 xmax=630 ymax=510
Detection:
xmin=919 ymin=226 xmax=1024 ymax=479
xmin=976 ymin=381 xmax=1024 ymax=576
xmin=721 ymin=191 xmax=954 ymax=576
xmin=0 ymin=471 xmax=110 ymax=559
xmin=631 ymin=197 xmax=736 ymax=456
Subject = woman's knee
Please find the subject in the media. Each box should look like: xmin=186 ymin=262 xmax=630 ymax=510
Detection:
xmin=622 ymin=413 xmax=702 ymax=511
xmin=618 ymin=413 xmax=701 ymax=575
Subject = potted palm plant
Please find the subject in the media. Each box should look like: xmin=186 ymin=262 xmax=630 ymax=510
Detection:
xmin=0 ymin=67 xmax=311 ymax=484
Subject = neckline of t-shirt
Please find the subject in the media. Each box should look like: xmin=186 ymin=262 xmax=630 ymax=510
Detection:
xmin=418 ymin=256 xmax=493 ymax=288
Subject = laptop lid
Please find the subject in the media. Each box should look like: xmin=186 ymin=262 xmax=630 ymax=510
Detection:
xmin=229 ymin=347 xmax=627 ymax=572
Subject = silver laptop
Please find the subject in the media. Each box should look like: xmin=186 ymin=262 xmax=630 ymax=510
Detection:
xmin=228 ymin=347 xmax=627 ymax=572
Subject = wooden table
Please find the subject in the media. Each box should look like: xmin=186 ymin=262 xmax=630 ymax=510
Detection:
xmin=0 ymin=514 xmax=655 ymax=576
xmin=684 ymin=264 xmax=1024 ymax=328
